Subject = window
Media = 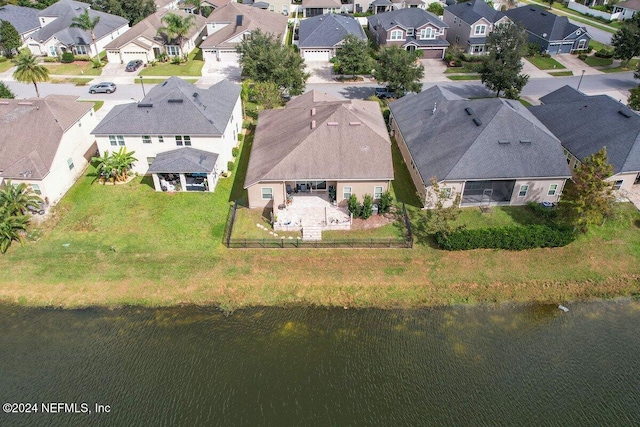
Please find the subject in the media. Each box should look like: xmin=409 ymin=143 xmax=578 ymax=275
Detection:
xmin=577 ymin=39 xmax=587 ymax=50
xmin=343 ymin=186 xmax=352 ymax=200
xmin=406 ymin=28 xmax=414 ymax=36
xmin=183 ymin=136 xmax=191 ymax=146
xmin=474 ymin=24 xmax=487 ymax=35
xmin=158 ymin=136 xmax=164 ymax=143
xmin=374 ymin=186 xmax=383 ymax=199
xmin=109 ymin=135 xmax=125 ymax=146
xmin=142 ymin=135 xmax=151 ymax=144
xmin=518 ymin=184 xmax=528 ymax=197
xmin=67 ymin=158 xmax=75 ymax=171
xmin=166 ymin=45 xmax=179 ymax=56
xmin=548 ymin=184 xmax=558 ymax=196
xmin=390 ymin=30 xmax=403 ymax=40
xmin=261 ymin=187 xmax=273 ymax=200
xmin=420 ymin=28 xmax=435 ymax=40
xmin=473 ymin=45 xmax=484 ymax=53
xmin=75 ymin=45 xmax=88 ymax=55
xmin=455 ymin=35 xmax=460 ymax=44
xmin=613 ymin=180 xmax=624 ymax=190
xmin=176 ymin=136 xmax=190 ymax=146
xmin=31 ymin=184 xmax=41 ymax=195
xmin=147 ymin=157 xmax=155 ymax=166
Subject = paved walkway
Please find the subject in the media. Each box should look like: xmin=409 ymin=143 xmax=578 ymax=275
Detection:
xmin=623 ymin=184 xmax=640 ymax=211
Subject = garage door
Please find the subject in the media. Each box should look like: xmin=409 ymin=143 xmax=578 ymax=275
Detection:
xmin=303 ymin=49 xmax=332 ymax=62
xmin=121 ymin=51 xmax=148 ymax=64
xmin=560 ymin=43 xmax=572 ymax=54
xmin=420 ymin=49 xmax=445 ymax=59
xmin=548 ymin=43 xmax=560 ymax=55
xmin=219 ymin=49 xmax=239 ymax=62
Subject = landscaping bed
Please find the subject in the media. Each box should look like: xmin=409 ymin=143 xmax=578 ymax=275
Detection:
xmin=139 ymin=48 xmax=204 ymax=77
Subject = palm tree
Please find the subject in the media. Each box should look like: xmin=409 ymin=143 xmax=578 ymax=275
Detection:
xmin=0 ymin=180 xmax=43 ymax=217
xmin=70 ymin=9 xmax=101 ymax=60
xmin=92 ymin=148 xmax=137 ymax=184
xmin=157 ymin=13 xmax=196 ymax=56
xmin=12 ymin=53 xmax=49 ymax=98
xmin=0 ymin=214 xmax=29 ymax=254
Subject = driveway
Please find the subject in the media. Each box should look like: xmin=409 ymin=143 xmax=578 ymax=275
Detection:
xmin=200 ymin=60 xmax=241 ymax=84
xmin=420 ymin=59 xmax=449 ymax=83
xmin=306 ymin=61 xmax=334 ymax=84
xmin=554 ymin=54 xmax=603 ymax=75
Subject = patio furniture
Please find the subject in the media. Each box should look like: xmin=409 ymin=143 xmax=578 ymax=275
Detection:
xmin=286 ymin=185 xmax=293 ymax=195
xmin=300 ymin=184 xmax=307 ymax=192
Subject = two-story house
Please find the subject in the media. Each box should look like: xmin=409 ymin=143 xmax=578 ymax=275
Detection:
xmin=367 ymin=8 xmax=449 ymax=58
xmin=0 ymin=4 xmax=40 ymax=52
xmin=444 ymin=0 xmax=510 ymax=55
xmin=91 ymin=77 xmax=242 ymax=193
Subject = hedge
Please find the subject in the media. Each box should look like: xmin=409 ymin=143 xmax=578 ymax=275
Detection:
xmin=435 ymin=224 xmax=575 ymax=251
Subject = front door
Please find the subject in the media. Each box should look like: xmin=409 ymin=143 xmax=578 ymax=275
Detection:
xmin=153 ymin=47 xmax=161 ymax=58
xmin=406 ymin=45 xmax=416 ymax=53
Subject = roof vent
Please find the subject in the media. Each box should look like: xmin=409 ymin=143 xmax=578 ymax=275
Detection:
xmin=498 ymin=140 xmax=510 ymax=145
xmin=162 ymin=81 xmax=168 ymax=86
xmin=327 ymin=122 xmax=339 ymax=126
xmin=236 ymin=15 xmax=243 ymax=26
xmin=619 ymin=109 xmax=633 ymax=118
xmin=349 ymin=121 xmax=361 ymax=126
xmin=17 ymin=101 xmax=33 ymax=105
xmin=138 ymin=103 xmax=153 ymax=108
xmin=193 ymin=92 xmax=198 ymax=98
xmin=519 ymin=139 xmax=531 ymax=144
xmin=473 ymin=117 xmax=482 ymax=126
xmin=311 ymin=120 xmax=316 ymax=129
xmin=529 ymin=7 xmax=536 ymax=11
xmin=464 ymin=107 xmax=474 ymax=115
xmin=168 ymin=98 xmax=183 ymax=103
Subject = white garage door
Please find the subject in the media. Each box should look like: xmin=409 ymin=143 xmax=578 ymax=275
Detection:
xmin=303 ymin=49 xmax=332 ymax=62
xmin=219 ymin=50 xmax=239 ymax=62
xmin=121 ymin=50 xmax=148 ymax=64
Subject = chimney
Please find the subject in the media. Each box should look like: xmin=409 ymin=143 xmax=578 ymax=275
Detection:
xmin=236 ymin=15 xmax=243 ymax=27
xmin=311 ymin=120 xmax=316 ymax=129
xmin=311 ymin=107 xmax=316 ymax=116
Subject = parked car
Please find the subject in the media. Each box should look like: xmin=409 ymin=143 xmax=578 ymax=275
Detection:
xmin=375 ymin=87 xmax=397 ymax=99
xmin=125 ymin=60 xmax=143 ymax=72
xmin=88 ymin=82 xmax=117 ymax=94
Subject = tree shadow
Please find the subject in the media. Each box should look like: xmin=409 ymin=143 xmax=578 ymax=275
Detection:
xmin=338 ymin=85 xmax=377 ymax=100
xmin=634 ymin=218 xmax=640 ymax=229
xmin=229 ymin=127 xmax=253 ymax=206
xmin=140 ymin=175 xmax=155 ymax=190
xmin=440 ymin=83 xmax=494 ymax=99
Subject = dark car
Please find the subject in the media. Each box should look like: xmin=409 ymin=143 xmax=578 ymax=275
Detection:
xmin=88 ymin=82 xmax=117 ymax=94
xmin=375 ymin=87 xmax=397 ymax=99
xmin=125 ymin=60 xmax=143 ymax=72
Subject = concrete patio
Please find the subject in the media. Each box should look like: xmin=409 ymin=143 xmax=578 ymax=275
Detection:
xmin=273 ymin=194 xmax=351 ymax=236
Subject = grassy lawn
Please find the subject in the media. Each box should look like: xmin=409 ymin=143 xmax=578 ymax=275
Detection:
xmin=447 ymin=75 xmax=482 ymax=80
xmin=231 ymin=205 xmax=302 ymax=240
xmin=600 ymin=59 xmax=640 ymax=73
xmin=521 ymin=0 xmax=618 ymax=33
xmin=444 ymin=62 xmax=481 ymax=74
xmin=549 ymin=71 xmax=574 ymax=77
xmin=584 ymin=55 xmax=613 ymax=67
xmin=519 ymin=99 xmax=533 ymax=107
xmin=589 ymin=40 xmax=610 ymax=52
xmin=136 ymin=77 xmax=199 ymax=84
xmin=50 ymin=77 xmax=93 ymax=85
xmin=452 ymin=206 xmax=545 ymax=230
xmin=323 ymin=221 xmax=405 ymax=239
xmin=527 ymin=55 xmax=566 ymax=70
xmin=138 ymin=48 xmax=204 ymax=77
xmin=80 ymin=100 xmax=104 ymax=111
xmin=0 ymin=58 xmax=13 ymax=72
xmin=43 ymin=61 xmax=102 ymax=76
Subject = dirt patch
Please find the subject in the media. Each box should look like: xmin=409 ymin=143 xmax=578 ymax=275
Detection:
xmin=351 ymin=214 xmax=396 ymax=230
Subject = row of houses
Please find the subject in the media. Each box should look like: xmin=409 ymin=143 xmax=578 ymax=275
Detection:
xmin=2 ymin=79 xmax=638 ymax=218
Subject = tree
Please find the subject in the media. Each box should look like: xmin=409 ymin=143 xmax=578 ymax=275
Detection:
xmin=559 ymin=147 xmax=615 ymax=233
xmin=611 ymin=27 xmax=640 ymax=67
xmin=252 ymin=81 xmax=282 ymax=109
xmin=0 ymin=180 xmax=42 ymax=217
xmin=418 ymin=178 xmax=463 ymax=239
xmin=157 ymin=13 xmax=195 ymax=55
xmin=70 ymin=8 xmax=101 ymax=59
xmin=543 ymin=0 xmax=555 ymax=9
xmin=427 ymin=2 xmax=444 ymax=16
xmin=0 ymin=20 xmax=21 ymax=58
xmin=92 ymin=148 xmax=138 ymax=184
xmin=361 ymin=194 xmax=373 ymax=219
xmin=0 ymin=214 xmax=28 ymax=254
xmin=237 ymin=30 xmax=309 ymax=95
xmin=0 ymin=81 xmax=14 ymax=99
xmin=13 ymin=52 xmax=49 ymax=98
xmin=90 ymin=0 xmax=156 ymax=26
xmin=628 ymin=85 xmax=640 ymax=110
xmin=479 ymin=23 xmax=529 ymax=98
xmin=334 ymin=34 xmax=372 ymax=78
xmin=373 ymin=46 xmax=424 ymax=96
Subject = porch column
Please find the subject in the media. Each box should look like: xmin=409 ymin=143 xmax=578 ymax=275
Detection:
xmin=206 ymin=173 xmax=217 ymax=192
xmin=152 ymin=174 xmax=162 ymax=192
xmin=179 ymin=173 xmax=187 ymax=192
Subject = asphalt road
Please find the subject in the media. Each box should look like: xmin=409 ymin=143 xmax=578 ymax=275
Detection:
xmin=568 ymin=19 xmax=613 ymax=45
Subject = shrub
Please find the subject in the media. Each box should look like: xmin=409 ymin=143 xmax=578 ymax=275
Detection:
xmin=238 ymin=134 xmax=244 ymax=142
xmin=170 ymin=56 xmax=183 ymax=65
xmin=526 ymin=201 xmax=559 ymax=221
xmin=453 ymin=59 xmax=462 ymax=67
xmin=594 ymin=49 xmax=614 ymax=58
xmin=0 ymin=56 xmax=7 ymax=63
xmin=231 ymin=147 xmax=240 ymax=157
xmin=527 ymin=43 xmax=542 ymax=57
xmin=227 ymin=160 xmax=235 ymax=171
xmin=92 ymin=59 xmax=102 ymax=69
xmin=361 ymin=194 xmax=373 ymax=219
xmin=587 ymin=46 xmax=593 ymax=53
xmin=578 ymin=53 xmax=588 ymax=60
xmin=435 ymin=224 xmax=575 ymax=251
xmin=43 ymin=56 xmax=59 ymax=63
xmin=540 ymin=52 xmax=551 ymax=58
xmin=379 ymin=191 xmax=393 ymax=214
xmin=348 ymin=194 xmax=361 ymax=218
xmin=74 ymin=54 xmax=91 ymax=61
xmin=61 ymin=52 xmax=74 ymax=63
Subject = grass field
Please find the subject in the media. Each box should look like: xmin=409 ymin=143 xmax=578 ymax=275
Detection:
xmin=1 ymin=119 xmax=640 ymax=310
xmin=584 ymin=56 xmax=613 ymax=67
xmin=136 ymin=77 xmax=199 ymax=84
xmin=549 ymin=71 xmax=574 ymax=77
xmin=139 ymin=49 xmax=204 ymax=77
xmin=0 ymin=58 xmax=13 ymax=72
xmin=600 ymin=59 xmax=640 ymax=73
xmin=527 ymin=56 xmax=566 ymax=70
xmin=444 ymin=62 xmax=481 ymax=74
xmin=43 ymin=61 xmax=102 ymax=76
xmin=50 ymin=77 xmax=93 ymax=85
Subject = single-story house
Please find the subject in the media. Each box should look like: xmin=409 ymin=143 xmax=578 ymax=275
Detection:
xmin=244 ymin=90 xmax=394 ymax=210
xmin=389 ymin=86 xmax=571 ymax=207
xmin=0 ymin=95 xmax=97 ymax=205
xmin=504 ymin=5 xmax=590 ymax=55
xmin=612 ymin=0 xmax=640 ymax=21
xmin=529 ymin=85 xmax=640 ymax=193
xmin=91 ymin=77 xmax=242 ymax=193
xmin=26 ymin=0 xmax=129 ymax=57
xmin=0 ymin=4 xmax=40 ymax=51
xmin=105 ymin=9 xmax=207 ymax=64
xmin=298 ymin=13 xmax=367 ymax=62
xmin=443 ymin=0 xmax=511 ymax=55
xmin=201 ymin=2 xmax=288 ymax=65
xmin=302 ymin=0 xmax=346 ymax=18
xmin=367 ymin=8 xmax=450 ymax=59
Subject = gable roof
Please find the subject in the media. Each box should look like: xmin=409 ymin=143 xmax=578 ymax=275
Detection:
xmin=91 ymin=77 xmax=240 ymax=136
xmin=529 ymin=86 xmax=640 ymax=174
xmin=504 ymin=5 xmax=586 ymax=42
xmin=389 ymin=86 xmax=570 ymax=183
xmin=105 ymin=9 xmax=206 ymax=49
xmin=299 ymin=14 xmax=366 ymax=48
xmin=0 ymin=95 xmax=92 ymax=180
xmin=445 ymin=0 xmax=506 ymax=25
xmin=244 ymin=91 xmax=394 ymax=186
xmin=200 ymin=2 xmax=288 ymax=48
xmin=147 ymin=147 xmax=219 ymax=173
xmin=302 ymin=0 xmax=342 ymax=8
xmin=617 ymin=0 xmax=640 ymax=11
xmin=367 ymin=8 xmax=449 ymax=31
xmin=0 ymin=5 xmax=40 ymax=36
xmin=31 ymin=0 xmax=128 ymax=46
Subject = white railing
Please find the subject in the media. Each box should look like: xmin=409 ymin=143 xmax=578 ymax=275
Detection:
xmin=567 ymin=1 xmax=619 ymax=21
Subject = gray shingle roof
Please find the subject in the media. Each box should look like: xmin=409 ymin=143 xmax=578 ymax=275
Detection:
xmin=147 ymin=147 xmax=218 ymax=173
xmin=32 ymin=0 xmax=128 ymax=46
xmin=389 ymin=86 xmax=571 ymax=183
xmin=0 ymin=5 xmax=40 ymax=36
xmin=504 ymin=5 xmax=585 ymax=42
xmin=244 ymin=91 xmax=394 ymax=187
xmin=92 ymin=77 xmax=241 ymax=136
xmin=445 ymin=0 xmax=506 ymax=25
xmin=299 ymin=14 xmax=366 ymax=48
xmin=367 ymin=8 xmax=448 ymax=31
xmin=529 ymin=86 xmax=640 ymax=174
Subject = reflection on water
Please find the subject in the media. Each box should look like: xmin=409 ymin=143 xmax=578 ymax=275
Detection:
xmin=1 ymin=301 xmax=640 ymax=426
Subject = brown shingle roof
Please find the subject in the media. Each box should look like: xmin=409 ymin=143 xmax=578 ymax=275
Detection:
xmin=244 ymin=91 xmax=394 ymax=186
xmin=0 ymin=96 xmax=92 ymax=180
xmin=618 ymin=0 xmax=640 ymax=11
xmin=200 ymin=2 xmax=288 ymax=48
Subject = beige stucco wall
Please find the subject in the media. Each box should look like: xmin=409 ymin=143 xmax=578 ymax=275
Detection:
xmin=391 ymin=117 xmax=427 ymax=202
xmin=508 ymin=178 xmax=566 ymax=206
xmin=335 ymin=180 xmax=390 ymax=204
xmin=247 ymin=182 xmax=286 ymax=209
xmin=608 ymin=172 xmax=639 ymax=193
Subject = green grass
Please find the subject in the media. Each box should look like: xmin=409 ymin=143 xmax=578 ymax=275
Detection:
xmin=589 ymin=40 xmax=610 ymax=52
xmin=0 ymin=58 xmax=14 ymax=72
xmin=600 ymin=59 xmax=640 ymax=73
xmin=444 ymin=62 xmax=481 ymax=74
xmin=549 ymin=71 xmax=574 ymax=77
xmin=43 ymin=61 xmax=102 ymax=76
xmin=49 ymin=77 xmax=93 ymax=85
xmin=527 ymin=55 xmax=566 ymax=70
xmin=80 ymin=100 xmax=104 ymax=111
xmin=323 ymin=221 xmax=405 ymax=239
xmin=231 ymin=205 xmax=302 ymax=239
xmin=584 ymin=55 xmax=613 ymax=67
xmin=521 ymin=0 xmax=618 ymax=33
xmin=519 ymin=99 xmax=533 ymax=107
xmin=452 ymin=206 xmax=546 ymax=230
xmin=447 ymin=75 xmax=482 ymax=80
xmin=138 ymin=48 xmax=204 ymax=76
xmin=136 ymin=77 xmax=199 ymax=84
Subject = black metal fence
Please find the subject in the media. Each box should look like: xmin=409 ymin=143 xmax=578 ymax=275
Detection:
xmin=224 ymin=201 xmax=413 ymax=249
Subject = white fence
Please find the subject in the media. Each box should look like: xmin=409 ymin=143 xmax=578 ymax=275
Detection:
xmin=567 ymin=1 xmax=621 ymax=21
